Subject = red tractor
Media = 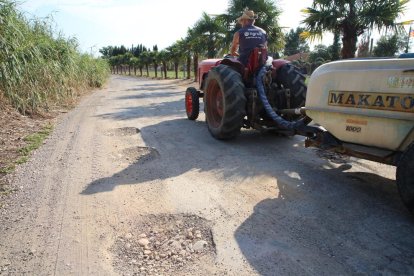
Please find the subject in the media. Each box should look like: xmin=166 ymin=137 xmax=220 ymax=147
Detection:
xmin=185 ymin=48 xmax=309 ymax=139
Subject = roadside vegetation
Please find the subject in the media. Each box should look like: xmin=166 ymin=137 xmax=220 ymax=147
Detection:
xmin=0 ymin=0 xmax=109 ymax=184
xmin=0 ymin=124 xmax=52 ymax=176
xmin=0 ymin=0 xmax=109 ymax=115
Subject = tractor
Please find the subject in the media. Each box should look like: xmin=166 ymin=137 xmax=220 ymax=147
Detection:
xmin=185 ymin=48 xmax=309 ymax=139
xmin=184 ymin=49 xmax=414 ymax=215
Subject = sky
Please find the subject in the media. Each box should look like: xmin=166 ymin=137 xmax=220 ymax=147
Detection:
xmin=20 ymin=0 xmax=414 ymax=55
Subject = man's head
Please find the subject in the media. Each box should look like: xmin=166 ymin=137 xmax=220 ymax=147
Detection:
xmin=237 ymin=9 xmax=258 ymax=26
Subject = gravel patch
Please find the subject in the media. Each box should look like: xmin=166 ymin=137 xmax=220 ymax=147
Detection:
xmin=112 ymin=214 xmax=215 ymax=275
xmin=105 ymin=127 xmax=140 ymax=137
xmin=119 ymin=146 xmax=159 ymax=164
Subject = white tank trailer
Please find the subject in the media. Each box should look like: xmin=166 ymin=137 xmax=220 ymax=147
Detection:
xmin=305 ymin=56 xmax=414 ymax=213
xmin=185 ymin=53 xmax=414 ymax=214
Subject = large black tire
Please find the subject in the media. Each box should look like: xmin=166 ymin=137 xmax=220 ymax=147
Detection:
xmin=275 ymin=63 xmax=307 ymax=108
xmin=204 ymin=64 xmax=246 ymax=140
xmin=396 ymin=142 xmax=414 ymax=214
xmin=185 ymin=87 xmax=199 ymax=120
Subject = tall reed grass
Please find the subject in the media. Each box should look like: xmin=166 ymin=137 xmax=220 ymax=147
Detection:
xmin=0 ymin=0 xmax=109 ymax=114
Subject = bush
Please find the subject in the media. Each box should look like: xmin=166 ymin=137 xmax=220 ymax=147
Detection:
xmin=0 ymin=1 xmax=109 ymax=114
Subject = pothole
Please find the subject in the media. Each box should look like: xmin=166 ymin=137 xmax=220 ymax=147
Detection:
xmin=112 ymin=214 xmax=215 ymax=275
xmin=315 ymin=149 xmax=350 ymax=164
xmin=105 ymin=127 xmax=140 ymax=136
xmin=120 ymin=147 xmax=159 ymax=164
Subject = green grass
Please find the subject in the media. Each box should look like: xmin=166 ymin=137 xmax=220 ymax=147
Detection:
xmin=0 ymin=164 xmax=15 ymax=175
xmin=18 ymin=124 xmax=53 ymax=157
xmin=0 ymin=124 xmax=53 ymax=177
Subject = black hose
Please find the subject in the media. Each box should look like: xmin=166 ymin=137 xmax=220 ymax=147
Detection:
xmin=256 ymin=66 xmax=305 ymax=130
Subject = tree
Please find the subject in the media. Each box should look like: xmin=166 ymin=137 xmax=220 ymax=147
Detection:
xmin=130 ymin=57 xmax=139 ymax=75
xmin=308 ymin=44 xmax=331 ymax=63
xmin=225 ymin=0 xmax=284 ymax=53
xmin=357 ymin=36 xmax=371 ymax=57
xmin=109 ymin=56 xmax=119 ymax=74
xmin=186 ymin=28 xmax=204 ymax=81
xmin=302 ymin=0 xmax=409 ymax=59
xmin=328 ymin=31 xmax=341 ymax=61
xmin=191 ymin=12 xmax=227 ymax=58
xmin=373 ymin=33 xmax=407 ymax=57
xmin=167 ymin=41 xmax=184 ymax=79
xmin=99 ymin=46 xmax=114 ymax=59
xmin=140 ymin=51 xmax=151 ymax=77
xmin=150 ymin=50 xmax=160 ymax=78
xmin=283 ymin=27 xmax=310 ymax=56
xmin=136 ymin=55 xmax=144 ymax=76
xmin=122 ymin=52 xmax=133 ymax=75
xmin=132 ymin=44 xmax=144 ymax=57
xmin=158 ymin=50 xmax=170 ymax=79
xmin=178 ymin=38 xmax=192 ymax=79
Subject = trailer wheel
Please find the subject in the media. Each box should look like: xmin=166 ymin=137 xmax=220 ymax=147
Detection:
xmin=185 ymin=87 xmax=199 ymax=120
xmin=204 ymin=64 xmax=246 ymax=140
xmin=396 ymin=142 xmax=414 ymax=214
xmin=275 ymin=63 xmax=307 ymax=109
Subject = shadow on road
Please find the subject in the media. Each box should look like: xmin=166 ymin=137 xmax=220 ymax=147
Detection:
xmin=81 ymin=118 xmax=284 ymax=194
xmin=116 ymin=91 xmax=182 ymax=100
xmin=97 ymin=98 xmax=185 ymax=120
xmin=124 ymin=85 xmax=179 ymax=92
xmin=234 ymin=165 xmax=414 ymax=275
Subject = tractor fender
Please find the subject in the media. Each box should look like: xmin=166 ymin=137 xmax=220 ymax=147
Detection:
xmin=200 ymin=58 xmax=244 ymax=91
xmin=271 ymin=59 xmax=290 ymax=79
xmin=199 ymin=59 xmax=222 ymax=90
xmin=219 ymin=58 xmax=245 ymax=78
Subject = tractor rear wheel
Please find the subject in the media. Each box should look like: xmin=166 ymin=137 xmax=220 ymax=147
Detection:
xmin=204 ymin=64 xmax=246 ymax=140
xmin=185 ymin=87 xmax=199 ymax=120
xmin=275 ymin=63 xmax=307 ymax=108
xmin=396 ymin=142 xmax=414 ymax=214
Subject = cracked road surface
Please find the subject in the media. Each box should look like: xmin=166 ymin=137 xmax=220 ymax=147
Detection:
xmin=0 ymin=75 xmax=413 ymax=275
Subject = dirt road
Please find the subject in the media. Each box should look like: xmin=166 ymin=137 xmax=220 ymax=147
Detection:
xmin=1 ymin=75 xmax=413 ymax=275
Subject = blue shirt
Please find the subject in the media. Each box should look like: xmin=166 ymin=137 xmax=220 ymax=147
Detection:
xmin=238 ymin=24 xmax=267 ymax=66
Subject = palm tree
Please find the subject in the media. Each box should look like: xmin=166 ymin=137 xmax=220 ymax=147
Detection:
xmin=167 ymin=41 xmax=184 ymax=79
xmin=158 ymin=50 xmax=170 ymax=79
xmin=130 ymin=57 xmax=139 ymax=75
xmin=136 ymin=55 xmax=144 ymax=76
xmin=180 ymin=37 xmax=192 ymax=80
xmin=225 ymin=0 xmax=284 ymax=53
xmin=140 ymin=51 xmax=151 ymax=77
xmin=191 ymin=12 xmax=228 ymax=58
xmin=150 ymin=50 xmax=160 ymax=78
xmin=108 ymin=56 xmax=118 ymax=74
xmin=302 ymin=0 xmax=409 ymax=59
xmin=186 ymin=28 xmax=204 ymax=82
xmin=123 ymin=52 xmax=133 ymax=75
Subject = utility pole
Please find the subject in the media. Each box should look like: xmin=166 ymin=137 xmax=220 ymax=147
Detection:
xmin=89 ymin=44 xmax=97 ymax=56
xmin=406 ymin=24 xmax=412 ymax=53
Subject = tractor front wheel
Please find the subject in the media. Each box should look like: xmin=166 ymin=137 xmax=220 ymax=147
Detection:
xmin=204 ymin=65 xmax=246 ymax=140
xmin=396 ymin=142 xmax=414 ymax=214
xmin=185 ymin=87 xmax=199 ymax=120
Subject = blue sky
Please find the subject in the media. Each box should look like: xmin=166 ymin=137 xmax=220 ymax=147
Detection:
xmin=20 ymin=0 xmax=414 ymax=55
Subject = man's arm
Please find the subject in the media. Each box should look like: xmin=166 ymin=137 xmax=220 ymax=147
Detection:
xmin=230 ymin=32 xmax=240 ymax=57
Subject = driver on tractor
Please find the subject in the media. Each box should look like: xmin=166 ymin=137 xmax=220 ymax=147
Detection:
xmin=230 ymin=9 xmax=268 ymax=66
